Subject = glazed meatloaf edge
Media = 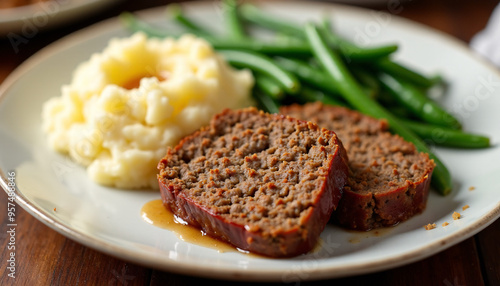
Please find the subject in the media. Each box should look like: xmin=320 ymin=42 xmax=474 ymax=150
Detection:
xmin=157 ymin=107 xmax=349 ymax=257
xmin=280 ymin=102 xmax=435 ymax=231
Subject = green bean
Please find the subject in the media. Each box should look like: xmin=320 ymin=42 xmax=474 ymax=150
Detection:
xmin=320 ymin=15 xmax=334 ymax=32
xmin=252 ymin=89 xmax=280 ymax=114
xmin=387 ymin=105 xmax=415 ymax=119
xmin=430 ymin=74 xmax=447 ymax=87
xmin=167 ymin=4 xmax=214 ymax=37
xmin=319 ymin=16 xmax=399 ymax=63
xmin=375 ymin=58 xmax=436 ymax=88
xmin=121 ymin=14 xmax=315 ymax=56
xmin=273 ymin=34 xmax=305 ymax=45
xmin=274 ymin=57 xmax=341 ymax=96
xmin=320 ymin=16 xmax=437 ymax=87
xmin=240 ymin=4 xmax=302 ymax=35
xmin=239 ymin=4 xmax=398 ymax=61
xmin=122 ymin=11 xmax=395 ymax=61
xmin=351 ymin=67 xmax=380 ymax=99
xmin=299 ymin=86 xmax=347 ymax=107
xmin=218 ymin=50 xmax=300 ymax=94
xmin=305 ymin=22 xmax=452 ymax=195
xmin=378 ymin=72 xmax=462 ymax=129
xmin=222 ymin=0 xmax=248 ymax=40
xmin=376 ymin=89 xmax=399 ymax=106
xmin=401 ymin=119 xmax=490 ymax=149
xmin=254 ymin=74 xmax=284 ymax=100
xmin=211 ymin=41 xmax=311 ymax=56
xmin=324 ymin=32 xmax=399 ymax=63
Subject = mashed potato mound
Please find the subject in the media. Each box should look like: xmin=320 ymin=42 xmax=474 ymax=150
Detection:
xmin=42 ymin=32 xmax=254 ymax=189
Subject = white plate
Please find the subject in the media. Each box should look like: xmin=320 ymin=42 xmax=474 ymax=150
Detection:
xmin=1 ymin=0 xmax=500 ymax=282
xmin=0 ymin=0 xmax=121 ymax=35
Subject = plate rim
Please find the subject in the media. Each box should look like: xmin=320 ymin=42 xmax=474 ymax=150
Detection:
xmin=1 ymin=0 xmax=500 ymax=282
xmin=0 ymin=0 xmax=122 ymax=35
xmin=5 ymin=183 xmax=497 ymax=282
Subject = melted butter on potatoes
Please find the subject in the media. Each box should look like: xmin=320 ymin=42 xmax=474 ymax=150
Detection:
xmin=42 ymin=32 xmax=254 ymax=189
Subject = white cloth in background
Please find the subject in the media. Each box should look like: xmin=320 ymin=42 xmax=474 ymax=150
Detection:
xmin=470 ymin=4 xmax=500 ymax=67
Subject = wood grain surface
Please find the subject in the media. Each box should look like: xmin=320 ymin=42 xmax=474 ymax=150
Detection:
xmin=1 ymin=0 xmax=499 ymax=285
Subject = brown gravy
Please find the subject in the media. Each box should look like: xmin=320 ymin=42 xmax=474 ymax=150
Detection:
xmin=140 ymin=199 xmax=244 ymax=254
xmin=347 ymin=227 xmax=393 ymax=244
xmin=122 ymin=74 xmax=167 ymax=90
xmin=141 ymin=200 xmax=322 ymax=257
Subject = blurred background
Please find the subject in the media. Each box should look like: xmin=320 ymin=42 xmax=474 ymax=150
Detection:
xmin=0 ymin=0 xmax=498 ymax=76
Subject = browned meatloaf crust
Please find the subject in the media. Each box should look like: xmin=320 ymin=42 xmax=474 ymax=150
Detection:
xmin=157 ymin=107 xmax=349 ymax=257
xmin=280 ymin=102 xmax=435 ymax=231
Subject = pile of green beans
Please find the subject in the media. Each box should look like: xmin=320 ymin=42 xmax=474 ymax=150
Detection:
xmin=120 ymin=1 xmax=491 ymax=195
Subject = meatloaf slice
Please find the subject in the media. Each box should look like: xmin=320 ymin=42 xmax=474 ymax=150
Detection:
xmin=157 ymin=107 xmax=349 ymax=257
xmin=280 ymin=102 xmax=435 ymax=231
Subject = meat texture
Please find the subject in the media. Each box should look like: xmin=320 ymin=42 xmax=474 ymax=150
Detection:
xmin=280 ymin=102 xmax=435 ymax=231
xmin=158 ymin=107 xmax=349 ymax=257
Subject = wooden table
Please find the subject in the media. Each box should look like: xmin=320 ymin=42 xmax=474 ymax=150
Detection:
xmin=1 ymin=0 xmax=499 ymax=285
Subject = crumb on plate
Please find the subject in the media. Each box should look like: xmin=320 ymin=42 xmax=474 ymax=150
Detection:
xmin=469 ymin=186 xmax=475 ymax=191
xmin=462 ymin=205 xmax=469 ymax=211
xmin=442 ymin=222 xmax=449 ymax=227
xmin=424 ymin=223 xmax=436 ymax=230
xmin=452 ymin=212 xmax=461 ymax=220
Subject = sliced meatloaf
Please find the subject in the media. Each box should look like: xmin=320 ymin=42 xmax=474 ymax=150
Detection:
xmin=280 ymin=102 xmax=435 ymax=231
xmin=157 ymin=107 xmax=349 ymax=257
